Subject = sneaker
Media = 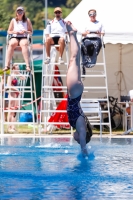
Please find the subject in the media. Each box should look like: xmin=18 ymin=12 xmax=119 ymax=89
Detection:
xmin=44 ymin=57 xmax=50 ymax=64
xmin=58 ymin=57 xmax=64 ymax=64
xmin=47 ymin=125 xmax=57 ymax=132
xmin=86 ymin=63 xmax=95 ymax=68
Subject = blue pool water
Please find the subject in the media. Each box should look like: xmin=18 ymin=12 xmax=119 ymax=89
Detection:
xmin=0 ymin=137 xmax=133 ymax=200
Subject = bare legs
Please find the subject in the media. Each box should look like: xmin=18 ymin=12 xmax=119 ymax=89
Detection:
xmin=66 ymin=26 xmax=82 ymax=98
xmin=66 ymin=22 xmax=88 ymax=156
xmin=4 ymin=38 xmax=30 ymax=72
xmin=45 ymin=37 xmax=54 ymax=57
xmin=7 ymin=97 xmax=17 ymax=131
xmin=7 ymin=66 xmax=23 ymax=132
xmin=19 ymin=39 xmax=30 ymax=70
xmin=5 ymin=38 xmax=18 ymax=68
xmin=45 ymin=36 xmax=65 ymax=58
xmin=58 ymin=37 xmax=65 ymax=57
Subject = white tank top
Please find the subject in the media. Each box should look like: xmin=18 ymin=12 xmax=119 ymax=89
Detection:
xmin=12 ymin=18 xmax=28 ymax=37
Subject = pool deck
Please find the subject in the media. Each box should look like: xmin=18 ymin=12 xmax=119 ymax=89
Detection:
xmin=1 ymin=133 xmax=133 ymax=138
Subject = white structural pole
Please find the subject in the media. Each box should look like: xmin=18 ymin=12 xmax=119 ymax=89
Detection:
xmin=45 ymin=0 xmax=48 ymax=27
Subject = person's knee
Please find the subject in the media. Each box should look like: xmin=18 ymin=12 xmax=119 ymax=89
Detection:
xmin=70 ymin=49 xmax=79 ymax=60
xmin=20 ymin=41 xmax=28 ymax=48
xmin=9 ymin=41 xmax=17 ymax=49
xmin=82 ymin=40 xmax=94 ymax=56
xmin=45 ymin=37 xmax=52 ymax=44
xmin=59 ymin=37 xmax=65 ymax=44
xmin=69 ymin=58 xmax=75 ymax=66
xmin=69 ymin=53 xmax=78 ymax=63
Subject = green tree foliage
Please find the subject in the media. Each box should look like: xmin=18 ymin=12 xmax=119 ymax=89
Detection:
xmin=22 ymin=0 xmax=44 ymax=29
xmin=66 ymin=0 xmax=81 ymax=8
xmin=0 ymin=0 xmax=15 ymax=30
xmin=33 ymin=12 xmax=44 ymax=29
xmin=48 ymin=0 xmax=67 ymax=7
xmin=0 ymin=0 xmax=47 ymax=30
xmin=47 ymin=0 xmax=81 ymax=8
xmin=0 ymin=0 xmax=78 ymax=30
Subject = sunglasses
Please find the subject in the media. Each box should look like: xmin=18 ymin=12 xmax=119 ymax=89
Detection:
xmin=55 ymin=11 xmax=61 ymax=14
xmin=17 ymin=10 xmax=23 ymax=14
xmin=89 ymin=13 xmax=96 ymax=17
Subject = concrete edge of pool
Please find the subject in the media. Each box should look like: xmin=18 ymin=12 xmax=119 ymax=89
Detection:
xmin=0 ymin=133 xmax=133 ymax=138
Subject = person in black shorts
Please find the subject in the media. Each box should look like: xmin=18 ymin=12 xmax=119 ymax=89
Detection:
xmin=3 ymin=6 xmax=33 ymax=72
xmin=44 ymin=7 xmax=67 ymax=65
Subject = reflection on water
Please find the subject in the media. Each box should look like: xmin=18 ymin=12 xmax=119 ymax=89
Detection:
xmin=0 ymin=137 xmax=133 ymax=200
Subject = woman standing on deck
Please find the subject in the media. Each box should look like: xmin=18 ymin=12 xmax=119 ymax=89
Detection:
xmin=66 ymin=21 xmax=92 ymax=156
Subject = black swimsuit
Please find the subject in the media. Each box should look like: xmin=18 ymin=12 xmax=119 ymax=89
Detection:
xmin=67 ymin=95 xmax=83 ymax=128
xmin=67 ymin=94 xmax=93 ymax=144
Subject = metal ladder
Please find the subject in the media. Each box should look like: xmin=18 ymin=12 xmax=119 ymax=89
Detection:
xmin=2 ymin=34 xmax=38 ymax=134
xmin=80 ymin=35 xmax=112 ymax=136
xmin=40 ymin=30 xmax=69 ymax=133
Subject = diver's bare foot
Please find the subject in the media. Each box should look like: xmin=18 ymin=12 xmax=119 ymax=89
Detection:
xmin=65 ymin=21 xmax=77 ymax=34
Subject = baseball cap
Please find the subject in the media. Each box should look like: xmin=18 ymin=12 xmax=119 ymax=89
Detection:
xmin=16 ymin=6 xmax=24 ymax=11
xmin=54 ymin=7 xmax=62 ymax=13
